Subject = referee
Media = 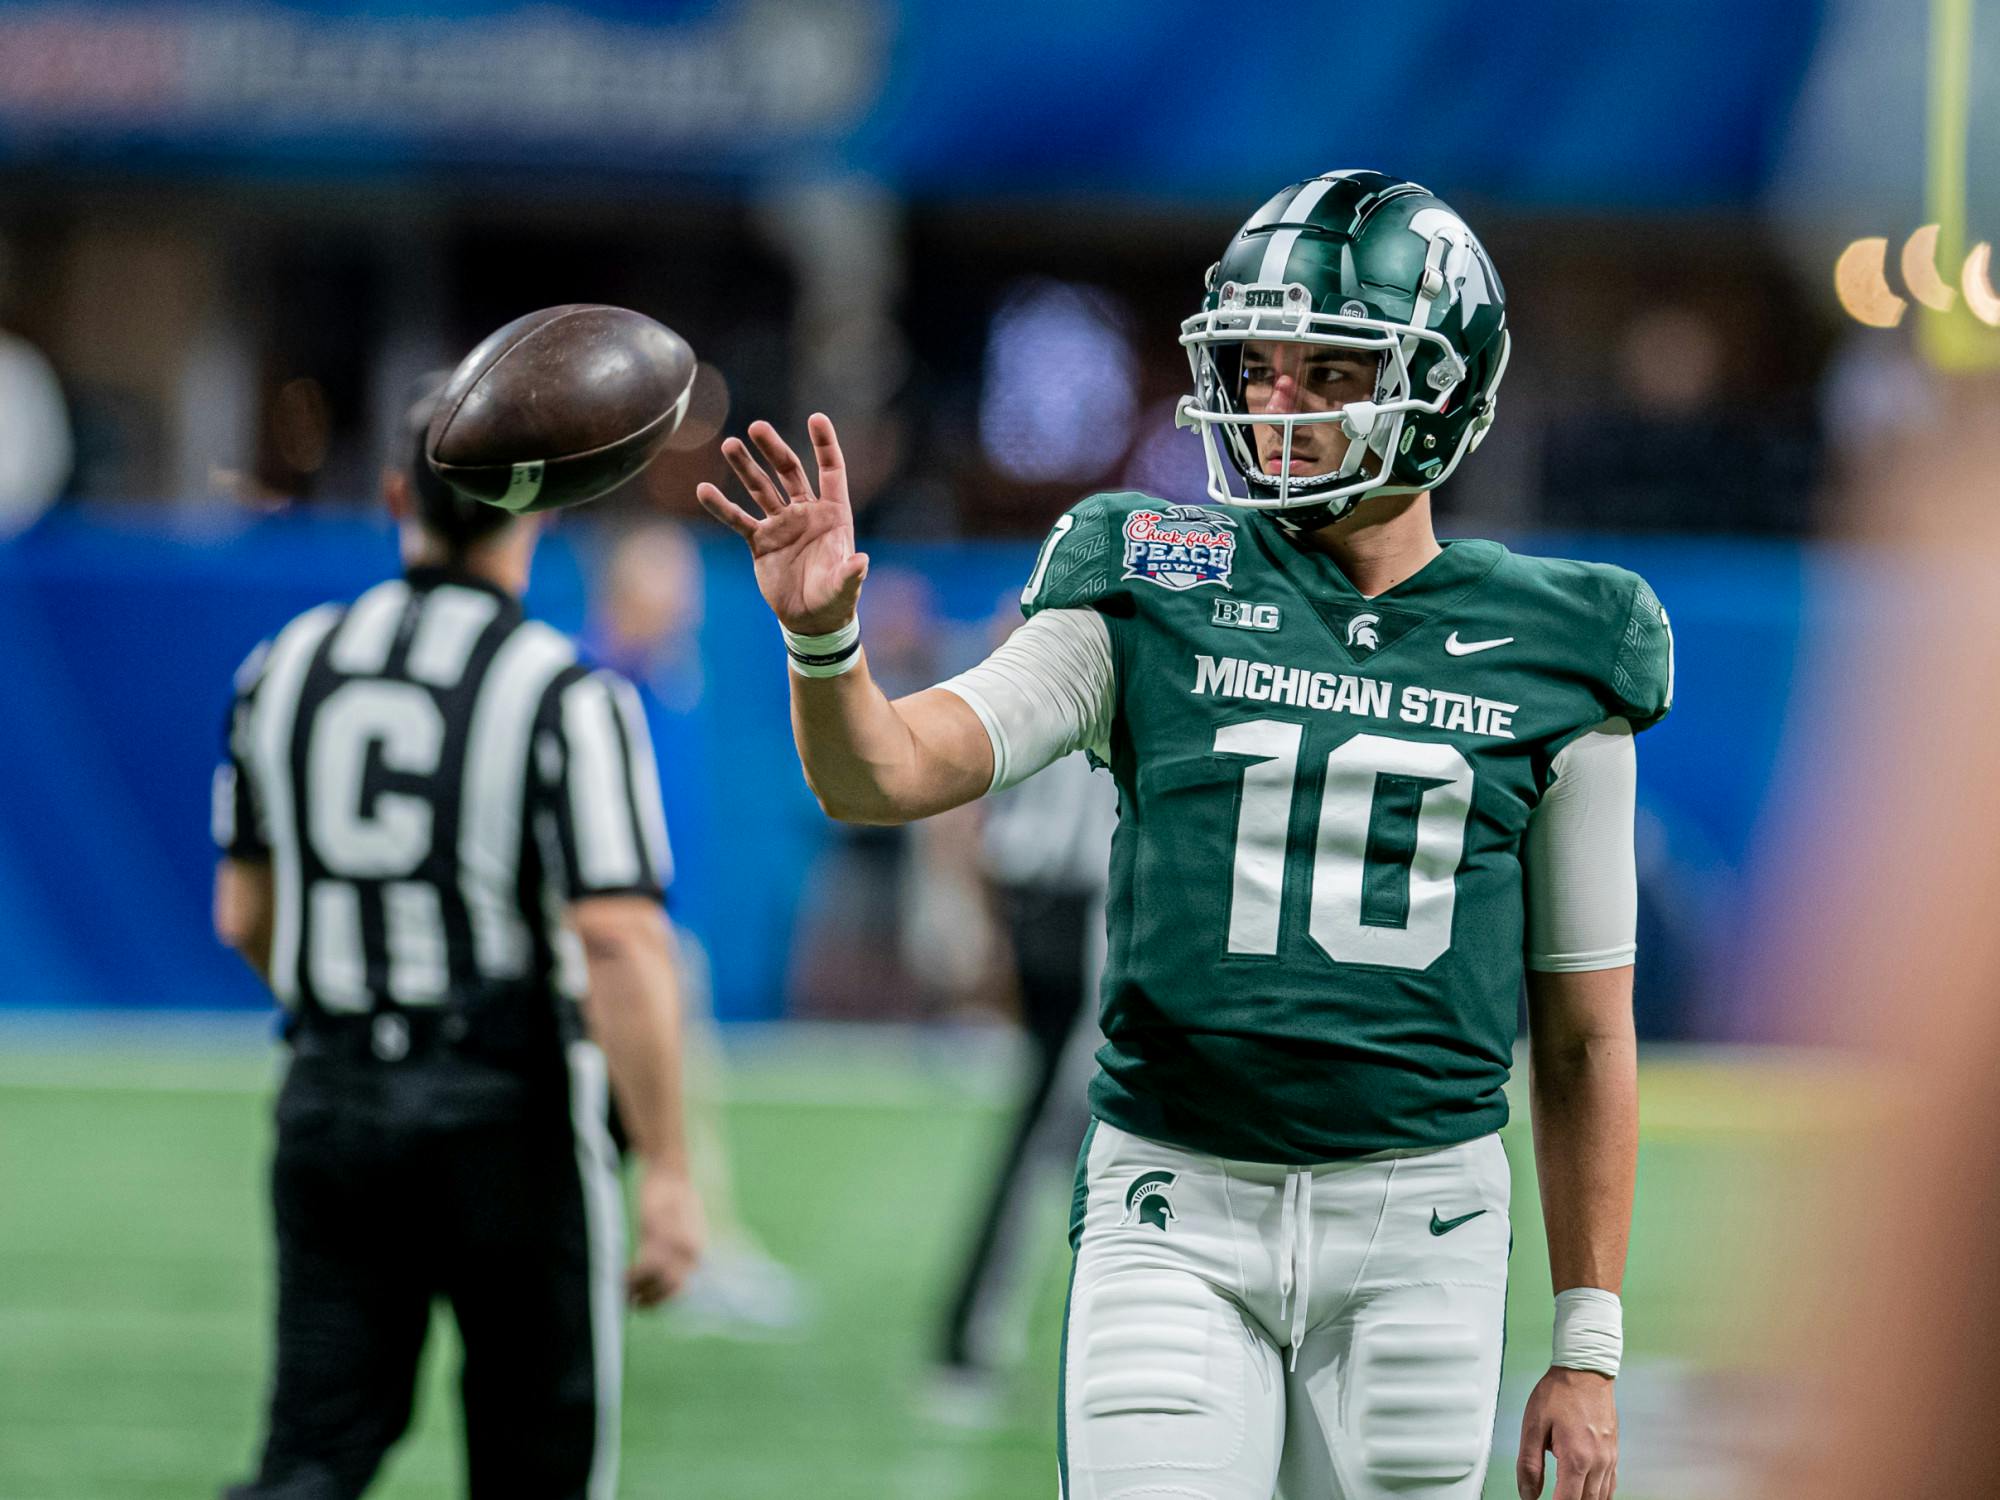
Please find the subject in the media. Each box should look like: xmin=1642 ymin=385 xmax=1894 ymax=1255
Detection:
xmin=211 ymin=387 xmax=702 ymax=1500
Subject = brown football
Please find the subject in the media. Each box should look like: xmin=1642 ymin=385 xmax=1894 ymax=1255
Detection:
xmin=426 ymin=305 xmax=696 ymax=513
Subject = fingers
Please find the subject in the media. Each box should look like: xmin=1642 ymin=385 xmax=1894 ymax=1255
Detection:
xmin=1581 ymin=1462 xmax=1615 ymax=1500
xmin=1550 ymin=1449 xmax=1588 ymax=1500
xmin=625 ymin=1246 xmax=697 ymax=1308
xmin=626 ymin=1261 xmax=669 ymax=1309
xmin=720 ymin=434 xmax=790 ymax=517
xmin=808 ymin=412 xmax=847 ymax=502
xmin=695 ymin=483 xmax=759 ymax=541
xmin=747 ymin=420 xmax=817 ymax=504
xmin=1517 ymin=1416 xmax=1548 ymax=1500
xmin=713 ymin=416 xmax=845 ymax=525
xmin=1517 ymin=1447 xmax=1545 ymax=1500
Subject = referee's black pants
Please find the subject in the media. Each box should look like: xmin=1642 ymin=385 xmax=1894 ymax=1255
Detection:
xmin=226 ymin=1044 xmax=622 ymax=1500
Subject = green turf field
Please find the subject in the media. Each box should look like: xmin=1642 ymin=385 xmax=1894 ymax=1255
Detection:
xmin=0 ymin=1028 xmax=1828 ymax=1499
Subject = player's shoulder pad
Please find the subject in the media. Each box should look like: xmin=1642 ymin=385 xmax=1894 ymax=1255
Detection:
xmin=1495 ymin=552 xmax=1674 ymax=732
xmin=1609 ymin=570 xmax=1674 ymax=730
xmin=1019 ymin=491 xmax=1171 ymax=619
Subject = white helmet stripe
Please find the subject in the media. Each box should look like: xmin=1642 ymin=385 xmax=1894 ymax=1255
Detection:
xmin=1255 ymin=175 xmax=1340 ymax=285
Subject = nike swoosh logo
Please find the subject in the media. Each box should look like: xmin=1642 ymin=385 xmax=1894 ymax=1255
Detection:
xmin=1444 ymin=632 xmax=1513 ymax=656
xmin=1429 ymin=1207 xmax=1488 ymax=1236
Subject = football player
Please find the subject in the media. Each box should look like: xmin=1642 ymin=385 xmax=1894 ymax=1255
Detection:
xmin=699 ymin=170 xmax=1669 ymax=1500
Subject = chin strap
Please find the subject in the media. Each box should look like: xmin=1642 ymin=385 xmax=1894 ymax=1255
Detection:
xmin=1337 ymin=401 xmax=1383 ymax=480
xmin=1339 ymin=401 xmax=1383 ymax=443
xmin=1270 ymin=498 xmax=1357 ymax=533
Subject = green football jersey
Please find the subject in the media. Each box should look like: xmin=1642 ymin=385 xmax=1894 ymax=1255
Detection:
xmin=1021 ymin=492 xmax=1673 ymax=1163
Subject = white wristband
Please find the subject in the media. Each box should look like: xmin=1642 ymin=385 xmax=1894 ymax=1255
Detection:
xmin=1552 ymin=1288 xmax=1623 ymax=1377
xmin=783 ymin=618 xmax=862 ymax=678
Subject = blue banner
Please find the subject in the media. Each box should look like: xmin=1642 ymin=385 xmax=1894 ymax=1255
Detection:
xmin=0 ymin=0 xmax=1826 ymax=206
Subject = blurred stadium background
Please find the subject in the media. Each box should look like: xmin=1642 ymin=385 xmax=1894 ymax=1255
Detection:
xmin=0 ymin=0 xmax=1988 ymax=1495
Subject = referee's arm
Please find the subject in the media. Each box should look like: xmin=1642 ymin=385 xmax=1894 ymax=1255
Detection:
xmin=214 ymin=861 xmax=275 ymax=983
xmin=547 ymin=669 xmax=704 ymax=1306
xmin=573 ymin=896 xmax=701 ymax=1303
xmin=213 ymin=643 xmax=276 ymax=984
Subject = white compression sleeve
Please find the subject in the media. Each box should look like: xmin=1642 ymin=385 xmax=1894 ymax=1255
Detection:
xmin=934 ymin=608 xmax=1114 ymax=794
xmin=1524 ymin=718 xmax=1639 ymax=972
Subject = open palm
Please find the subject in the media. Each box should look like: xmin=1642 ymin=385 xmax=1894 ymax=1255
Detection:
xmin=696 ymin=415 xmax=870 ymax=635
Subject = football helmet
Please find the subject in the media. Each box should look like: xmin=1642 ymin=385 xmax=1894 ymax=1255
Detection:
xmin=1177 ymin=169 xmax=1511 ymax=524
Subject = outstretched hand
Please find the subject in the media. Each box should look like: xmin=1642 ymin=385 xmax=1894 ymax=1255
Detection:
xmin=695 ymin=414 xmax=870 ymax=635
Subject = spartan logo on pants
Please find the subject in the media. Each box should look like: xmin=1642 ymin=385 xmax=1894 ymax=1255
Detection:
xmin=1122 ymin=1170 xmax=1178 ymax=1231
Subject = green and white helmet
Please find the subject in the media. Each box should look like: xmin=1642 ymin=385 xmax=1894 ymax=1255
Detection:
xmin=1177 ymin=169 xmax=1511 ymax=522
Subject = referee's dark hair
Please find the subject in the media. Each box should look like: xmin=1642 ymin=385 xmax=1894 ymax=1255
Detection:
xmin=399 ymin=373 xmax=517 ymax=556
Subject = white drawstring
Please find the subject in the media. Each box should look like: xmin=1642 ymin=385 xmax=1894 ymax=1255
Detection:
xmin=1276 ymin=1171 xmax=1295 ymax=1317
xmin=1275 ymin=1168 xmax=1314 ymax=1371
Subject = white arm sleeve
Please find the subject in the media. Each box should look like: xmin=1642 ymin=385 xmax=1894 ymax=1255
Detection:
xmin=1524 ymin=718 xmax=1639 ymax=972
xmin=935 ymin=608 xmax=1115 ymax=794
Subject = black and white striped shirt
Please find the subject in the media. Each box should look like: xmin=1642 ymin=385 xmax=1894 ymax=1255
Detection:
xmin=214 ymin=567 xmax=669 ymax=1030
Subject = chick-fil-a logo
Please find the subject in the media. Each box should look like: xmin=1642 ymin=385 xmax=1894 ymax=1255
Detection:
xmin=1121 ymin=506 xmax=1237 ymax=592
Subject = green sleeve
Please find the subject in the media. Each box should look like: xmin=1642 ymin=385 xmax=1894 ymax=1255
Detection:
xmin=1609 ymin=574 xmax=1674 ymax=731
xmin=1019 ymin=494 xmax=1129 ymax=619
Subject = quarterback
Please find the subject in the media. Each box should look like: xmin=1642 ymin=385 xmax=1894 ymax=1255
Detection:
xmin=700 ymin=170 xmax=1670 ymax=1500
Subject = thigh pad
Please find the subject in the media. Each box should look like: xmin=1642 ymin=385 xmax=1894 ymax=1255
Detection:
xmin=1074 ymin=1268 xmax=1265 ymax=1478
xmin=1352 ymin=1320 xmax=1489 ymax=1487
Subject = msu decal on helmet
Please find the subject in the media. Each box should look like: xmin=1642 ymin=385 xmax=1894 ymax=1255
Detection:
xmin=1176 ymin=169 xmax=1512 ymax=526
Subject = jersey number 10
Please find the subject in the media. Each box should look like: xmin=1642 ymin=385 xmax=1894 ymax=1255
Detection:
xmin=1217 ymin=721 xmax=1474 ymax=971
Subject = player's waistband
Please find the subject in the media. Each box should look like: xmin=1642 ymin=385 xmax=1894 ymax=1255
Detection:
xmin=1091 ymin=1111 xmax=1497 ymax=1171
xmin=1349 ymin=1139 xmax=1473 ymax=1163
xmin=287 ymin=993 xmax=581 ymax=1069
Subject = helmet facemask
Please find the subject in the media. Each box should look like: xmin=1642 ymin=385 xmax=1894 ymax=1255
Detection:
xmin=1175 ymin=188 xmax=1509 ymax=523
xmin=1178 ymin=284 xmax=1470 ymax=519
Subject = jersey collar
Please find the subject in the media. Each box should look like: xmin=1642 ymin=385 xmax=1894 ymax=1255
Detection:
xmin=402 ymin=565 xmax=520 ymax=608
xmin=1249 ymin=521 xmax=1503 ymax=607
xmin=1248 ymin=522 xmax=1504 ymax=665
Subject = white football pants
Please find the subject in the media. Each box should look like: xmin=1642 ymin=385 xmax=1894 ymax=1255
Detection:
xmin=1060 ymin=1121 xmax=1510 ymax=1500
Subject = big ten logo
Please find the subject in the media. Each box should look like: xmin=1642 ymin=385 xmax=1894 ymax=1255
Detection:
xmin=1212 ymin=599 xmax=1281 ymax=631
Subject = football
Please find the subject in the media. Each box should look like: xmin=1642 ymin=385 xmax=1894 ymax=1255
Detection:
xmin=426 ymin=304 xmax=696 ymax=513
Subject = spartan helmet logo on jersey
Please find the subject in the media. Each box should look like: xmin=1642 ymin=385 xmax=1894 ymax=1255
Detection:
xmin=1176 ymin=169 xmax=1512 ymax=525
xmin=1345 ymin=613 xmax=1382 ymax=650
xmin=1122 ymin=1171 xmax=1179 ymax=1232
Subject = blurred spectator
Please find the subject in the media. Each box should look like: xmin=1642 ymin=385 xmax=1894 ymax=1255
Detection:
xmin=1539 ymin=305 xmax=1820 ymax=533
xmin=0 ymin=237 xmax=73 ymax=534
xmin=586 ymin=521 xmax=706 ymax=707
xmin=584 ymin=522 xmax=716 ymax=941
